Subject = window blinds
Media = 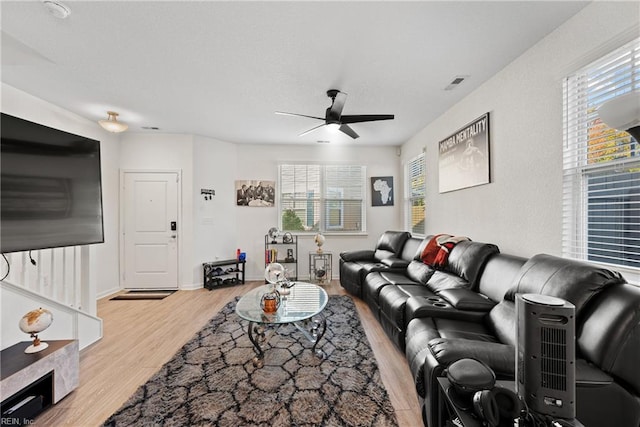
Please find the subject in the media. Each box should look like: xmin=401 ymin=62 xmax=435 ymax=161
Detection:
xmin=279 ymin=164 xmax=365 ymax=233
xmin=562 ymin=37 xmax=640 ymax=272
xmin=406 ymin=153 xmax=426 ymax=235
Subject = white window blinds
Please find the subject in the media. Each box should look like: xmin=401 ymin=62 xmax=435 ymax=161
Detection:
xmin=562 ymin=37 xmax=640 ymax=274
xmin=279 ymin=164 xmax=365 ymax=233
xmin=406 ymin=153 xmax=426 ymax=235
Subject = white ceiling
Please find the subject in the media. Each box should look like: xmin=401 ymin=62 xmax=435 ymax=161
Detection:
xmin=1 ymin=1 xmax=588 ymax=146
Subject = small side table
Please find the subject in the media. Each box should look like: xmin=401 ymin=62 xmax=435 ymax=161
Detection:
xmin=436 ymin=378 xmax=585 ymax=427
xmin=309 ymin=252 xmax=332 ymax=284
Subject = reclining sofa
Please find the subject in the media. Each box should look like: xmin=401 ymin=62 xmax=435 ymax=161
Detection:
xmin=339 ymin=231 xmax=640 ymax=427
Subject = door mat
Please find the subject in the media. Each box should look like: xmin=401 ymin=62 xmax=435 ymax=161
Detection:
xmin=110 ymin=290 xmax=177 ymax=301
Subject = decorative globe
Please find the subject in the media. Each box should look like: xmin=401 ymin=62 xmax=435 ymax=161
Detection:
xmin=268 ymin=227 xmax=280 ymax=243
xmin=19 ymin=308 xmax=53 ymax=353
xmin=314 ymin=233 xmax=325 ymax=253
xmin=265 ymin=262 xmax=286 ymax=284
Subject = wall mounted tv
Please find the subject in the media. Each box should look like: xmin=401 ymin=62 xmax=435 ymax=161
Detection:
xmin=1 ymin=113 xmax=104 ymax=253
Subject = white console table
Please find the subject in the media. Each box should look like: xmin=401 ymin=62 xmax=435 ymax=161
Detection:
xmin=1 ymin=340 xmax=79 ymax=423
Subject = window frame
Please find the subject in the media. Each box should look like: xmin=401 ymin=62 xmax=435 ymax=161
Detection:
xmin=562 ymin=36 xmax=640 ymax=283
xmin=405 ymin=152 xmax=426 ymax=236
xmin=278 ymin=163 xmax=366 ymax=234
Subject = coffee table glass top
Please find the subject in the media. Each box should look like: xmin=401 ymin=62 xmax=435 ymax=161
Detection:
xmin=236 ymin=282 xmax=328 ymax=324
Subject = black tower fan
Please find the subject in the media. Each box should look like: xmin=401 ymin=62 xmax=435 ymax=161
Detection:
xmin=516 ymin=293 xmax=576 ymax=420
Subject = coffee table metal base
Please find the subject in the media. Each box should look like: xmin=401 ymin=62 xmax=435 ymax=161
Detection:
xmin=247 ymin=316 xmax=327 ymax=368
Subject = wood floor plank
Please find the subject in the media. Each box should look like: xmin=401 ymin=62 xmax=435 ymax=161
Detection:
xmin=33 ymin=281 xmax=423 ymax=426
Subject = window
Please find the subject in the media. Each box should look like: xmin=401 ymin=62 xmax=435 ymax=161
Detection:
xmin=279 ymin=164 xmax=365 ymax=233
xmin=563 ymin=37 xmax=640 ymax=276
xmin=405 ymin=153 xmax=426 ymax=235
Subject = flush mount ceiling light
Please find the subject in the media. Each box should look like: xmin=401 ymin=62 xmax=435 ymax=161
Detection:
xmin=42 ymin=1 xmax=71 ymax=19
xmin=98 ymin=111 xmax=128 ymax=133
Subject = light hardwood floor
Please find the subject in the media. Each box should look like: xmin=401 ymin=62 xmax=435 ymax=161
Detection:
xmin=35 ymin=281 xmax=423 ymax=426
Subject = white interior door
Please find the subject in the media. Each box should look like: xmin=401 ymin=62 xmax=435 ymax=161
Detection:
xmin=122 ymin=171 xmax=179 ymax=289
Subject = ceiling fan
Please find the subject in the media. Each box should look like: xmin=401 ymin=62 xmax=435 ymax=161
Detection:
xmin=276 ymin=89 xmax=394 ymax=139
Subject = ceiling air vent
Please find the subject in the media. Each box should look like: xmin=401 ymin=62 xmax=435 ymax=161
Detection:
xmin=444 ymin=75 xmax=469 ymax=91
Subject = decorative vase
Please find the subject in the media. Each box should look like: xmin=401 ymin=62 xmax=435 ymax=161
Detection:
xmin=260 ymin=289 xmax=281 ymax=314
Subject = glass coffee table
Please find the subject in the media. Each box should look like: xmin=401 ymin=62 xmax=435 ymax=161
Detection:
xmin=236 ymin=282 xmax=328 ymax=368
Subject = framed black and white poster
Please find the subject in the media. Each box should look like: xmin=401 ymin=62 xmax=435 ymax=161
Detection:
xmin=371 ymin=176 xmax=394 ymax=206
xmin=438 ymin=113 xmax=490 ymax=193
xmin=236 ymin=180 xmax=275 ymax=207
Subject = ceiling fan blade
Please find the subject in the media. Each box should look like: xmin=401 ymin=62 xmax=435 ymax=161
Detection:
xmin=339 ymin=124 xmax=359 ymax=139
xmin=299 ymin=123 xmax=326 ymax=137
xmin=328 ymin=91 xmax=348 ymax=119
xmin=340 ymin=114 xmax=395 ymax=124
xmin=276 ymin=111 xmax=325 ymax=121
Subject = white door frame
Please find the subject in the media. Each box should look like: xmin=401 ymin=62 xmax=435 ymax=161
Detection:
xmin=119 ymin=169 xmax=182 ymax=290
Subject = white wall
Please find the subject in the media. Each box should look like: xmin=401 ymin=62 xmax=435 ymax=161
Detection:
xmin=400 ymin=2 xmax=640 ymax=258
xmin=0 ymin=83 xmax=121 ymax=300
xmin=233 ymin=143 xmax=402 ymax=280
xmin=192 ymin=135 xmax=239 ymax=286
xmin=118 ymin=133 xmax=196 ymax=288
xmin=117 ymin=137 xmax=403 ymax=284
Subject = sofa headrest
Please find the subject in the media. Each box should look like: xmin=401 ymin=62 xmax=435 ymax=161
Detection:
xmin=376 ymin=231 xmax=411 ymax=254
xmin=445 ymin=241 xmax=500 ymax=287
xmin=477 ymin=254 xmax=528 ymax=302
xmin=504 ymin=254 xmax=626 ymax=316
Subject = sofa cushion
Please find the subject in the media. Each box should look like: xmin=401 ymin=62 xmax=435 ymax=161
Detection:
xmin=432 ymin=318 xmax=499 ymax=342
xmin=406 ymin=260 xmax=435 ymax=284
xmin=374 ymin=249 xmax=395 ymax=261
xmin=380 ymin=271 xmax=422 ymax=286
xmin=426 ymin=270 xmax=470 ymax=292
xmin=437 ymin=288 xmax=495 ymax=311
xmin=381 ymin=257 xmax=410 ymax=269
xmin=504 ymin=254 xmax=625 ymax=316
xmin=577 ymin=284 xmax=640 ymax=396
xmin=487 ymin=301 xmax=517 ymax=347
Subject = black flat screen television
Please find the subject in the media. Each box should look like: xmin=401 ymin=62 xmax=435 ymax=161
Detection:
xmin=1 ymin=113 xmax=104 ymax=253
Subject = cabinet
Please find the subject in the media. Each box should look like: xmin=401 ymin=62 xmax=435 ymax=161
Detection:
xmin=264 ymin=234 xmax=297 ymax=280
xmin=1 ymin=340 xmax=78 ymax=425
xmin=203 ymin=259 xmax=246 ymax=290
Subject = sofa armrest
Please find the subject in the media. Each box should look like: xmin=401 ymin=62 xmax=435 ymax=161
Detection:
xmin=437 ymin=288 xmax=496 ymax=311
xmin=381 ymin=257 xmax=410 ymax=269
xmin=406 ymin=296 xmax=487 ymax=323
xmin=575 ymin=359 xmax=614 ymax=387
xmin=428 ymin=337 xmax=515 ymax=377
xmin=340 ymin=249 xmax=375 ymax=262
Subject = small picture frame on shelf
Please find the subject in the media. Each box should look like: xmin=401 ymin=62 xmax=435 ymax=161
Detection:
xmin=285 ymin=249 xmax=295 ymax=262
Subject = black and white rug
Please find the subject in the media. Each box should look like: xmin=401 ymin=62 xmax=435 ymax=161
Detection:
xmin=103 ymin=295 xmax=398 ymax=426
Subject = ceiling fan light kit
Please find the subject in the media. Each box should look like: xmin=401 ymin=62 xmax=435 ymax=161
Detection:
xmin=276 ymin=89 xmax=394 ymax=140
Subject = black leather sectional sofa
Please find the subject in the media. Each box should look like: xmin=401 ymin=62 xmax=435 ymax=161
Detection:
xmin=339 ymin=231 xmax=640 ymax=427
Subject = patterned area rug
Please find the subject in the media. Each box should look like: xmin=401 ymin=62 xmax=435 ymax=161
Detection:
xmin=103 ymin=295 xmax=398 ymax=426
